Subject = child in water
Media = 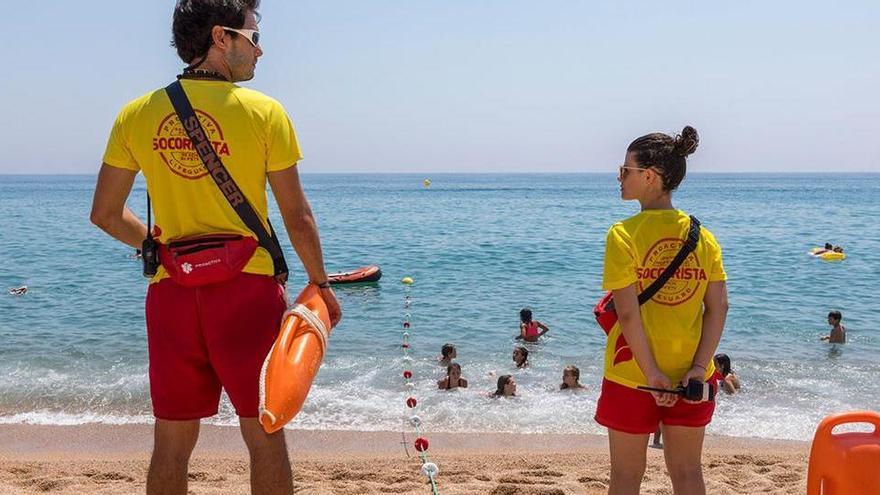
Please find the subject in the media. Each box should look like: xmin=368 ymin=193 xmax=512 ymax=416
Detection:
xmin=820 ymin=311 xmax=846 ymax=344
xmin=560 ymin=365 xmax=586 ymax=390
xmin=516 ymin=308 xmax=551 ymax=342
xmin=437 ymin=363 xmax=468 ymax=390
xmin=512 ymin=346 xmax=529 ymax=368
xmin=713 ymin=353 xmax=741 ymax=395
xmin=439 ymin=343 xmax=457 ymax=365
xmin=492 ymin=375 xmax=517 ymax=397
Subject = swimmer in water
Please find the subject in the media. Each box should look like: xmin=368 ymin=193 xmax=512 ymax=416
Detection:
xmin=8 ymin=286 xmax=28 ymax=296
xmin=820 ymin=310 xmax=846 ymax=344
xmin=492 ymin=375 xmax=517 ymax=397
xmin=437 ymin=363 xmax=468 ymax=390
xmin=560 ymin=365 xmax=586 ymax=390
xmin=439 ymin=343 xmax=457 ymax=366
xmin=516 ymin=308 xmax=551 ymax=342
xmin=713 ymin=353 xmax=741 ymax=395
xmin=512 ymin=346 xmax=529 ymax=368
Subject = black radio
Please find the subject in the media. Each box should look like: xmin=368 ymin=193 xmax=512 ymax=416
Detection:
xmin=638 ymin=379 xmax=716 ymax=402
xmin=142 ymin=235 xmax=160 ymax=277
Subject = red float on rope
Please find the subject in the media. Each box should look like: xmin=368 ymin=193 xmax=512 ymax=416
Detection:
xmin=403 ymin=322 xmax=411 ymax=328
xmin=402 ymin=343 xmax=410 ymax=348
xmin=414 ymin=437 xmax=429 ymax=452
xmin=403 ymin=370 xmax=412 ymax=379
xmin=406 ymin=397 xmax=417 ymax=408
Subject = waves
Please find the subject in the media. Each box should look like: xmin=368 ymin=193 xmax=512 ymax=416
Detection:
xmin=1 ymin=173 xmax=878 ymax=440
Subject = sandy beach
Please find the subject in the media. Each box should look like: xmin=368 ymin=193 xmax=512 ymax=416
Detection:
xmin=0 ymin=424 xmax=808 ymax=494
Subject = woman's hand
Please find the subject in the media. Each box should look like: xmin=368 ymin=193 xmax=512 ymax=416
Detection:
xmin=646 ymin=370 xmax=678 ymax=407
xmin=680 ymin=365 xmax=707 ymax=404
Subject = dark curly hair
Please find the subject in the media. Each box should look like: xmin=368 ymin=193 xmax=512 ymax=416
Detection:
xmin=627 ymin=126 xmax=699 ymax=192
xmin=172 ymin=0 xmax=260 ymax=64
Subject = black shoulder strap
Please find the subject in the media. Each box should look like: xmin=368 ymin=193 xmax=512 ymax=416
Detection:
xmin=636 ymin=215 xmax=701 ymax=305
xmin=164 ymin=80 xmax=288 ymax=284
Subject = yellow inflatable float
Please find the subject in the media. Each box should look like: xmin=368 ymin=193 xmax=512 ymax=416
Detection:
xmin=810 ymin=247 xmax=846 ymax=262
xmin=259 ymin=284 xmax=333 ymax=433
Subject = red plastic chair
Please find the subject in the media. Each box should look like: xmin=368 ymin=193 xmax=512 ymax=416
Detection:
xmin=807 ymin=411 xmax=880 ymax=494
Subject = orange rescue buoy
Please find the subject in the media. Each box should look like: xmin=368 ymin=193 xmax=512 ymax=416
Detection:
xmin=259 ymin=284 xmax=333 ymax=433
xmin=807 ymin=410 xmax=880 ymax=494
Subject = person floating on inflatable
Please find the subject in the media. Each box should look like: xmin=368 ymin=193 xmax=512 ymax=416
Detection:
xmin=810 ymin=244 xmax=845 ymax=261
xmin=812 ymin=242 xmax=834 ymax=255
xmin=515 ymin=307 xmax=550 ymax=342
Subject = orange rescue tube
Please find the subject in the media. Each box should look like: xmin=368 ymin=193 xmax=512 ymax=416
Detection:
xmin=806 ymin=410 xmax=880 ymax=494
xmin=259 ymin=284 xmax=333 ymax=433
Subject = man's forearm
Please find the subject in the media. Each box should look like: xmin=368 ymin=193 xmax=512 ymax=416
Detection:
xmin=284 ymin=211 xmax=329 ymax=284
xmin=93 ymin=206 xmax=148 ymax=249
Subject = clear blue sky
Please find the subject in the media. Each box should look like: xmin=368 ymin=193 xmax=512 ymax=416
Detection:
xmin=2 ymin=1 xmax=878 ymax=173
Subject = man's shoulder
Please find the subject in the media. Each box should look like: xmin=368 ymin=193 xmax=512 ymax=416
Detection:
xmin=230 ymin=86 xmax=286 ymax=110
xmin=114 ymin=88 xmax=169 ymax=120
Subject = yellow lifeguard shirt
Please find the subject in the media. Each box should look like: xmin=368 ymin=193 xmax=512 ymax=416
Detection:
xmin=601 ymin=209 xmax=726 ymax=389
xmin=102 ymin=80 xmax=302 ymax=282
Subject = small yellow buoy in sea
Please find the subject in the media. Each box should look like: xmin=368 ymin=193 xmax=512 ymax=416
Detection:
xmin=401 ymin=277 xmax=414 ymax=285
xmin=423 ymin=179 xmax=431 ymax=188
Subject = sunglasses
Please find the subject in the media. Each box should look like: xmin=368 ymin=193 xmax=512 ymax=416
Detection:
xmin=618 ymin=165 xmax=647 ymax=178
xmin=222 ymin=27 xmax=260 ymax=47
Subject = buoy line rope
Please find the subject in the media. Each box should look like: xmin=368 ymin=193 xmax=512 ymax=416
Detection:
xmin=400 ymin=277 xmax=440 ymax=495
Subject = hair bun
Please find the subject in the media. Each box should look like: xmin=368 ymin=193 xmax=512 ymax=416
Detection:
xmin=673 ymin=126 xmax=699 ymax=157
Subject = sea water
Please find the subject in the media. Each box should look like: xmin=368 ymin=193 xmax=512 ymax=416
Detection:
xmin=0 ymin=173 xmax=877 ymax=441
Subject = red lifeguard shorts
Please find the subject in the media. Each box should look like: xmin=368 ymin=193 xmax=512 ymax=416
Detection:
xmin=594 ymin=377 xmax=718 ymax=434
xmin=145 ymin=273 xmax=286 ymax=420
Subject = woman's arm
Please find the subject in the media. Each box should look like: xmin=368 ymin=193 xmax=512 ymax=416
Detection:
xmin=612 ymin=284 xmax=676 ymax=406
xmin=537 ymin=321 xmax=550 ymax=336
xmin=681 ymin=281 xmax=729 ymax=389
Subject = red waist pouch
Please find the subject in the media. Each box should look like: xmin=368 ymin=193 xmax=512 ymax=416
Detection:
xmin=159 ymin=234 xmax=258 ymax=287
xmin=593 ymin=291 xmax=617 ymax=335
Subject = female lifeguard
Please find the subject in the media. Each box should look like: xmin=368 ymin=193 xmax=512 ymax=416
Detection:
xmin=594 ymin=126 xmax=728 ymax=495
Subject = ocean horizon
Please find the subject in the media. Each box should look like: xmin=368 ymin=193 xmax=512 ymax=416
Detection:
xmin=1 ymin=173 xmax=877 ymax=441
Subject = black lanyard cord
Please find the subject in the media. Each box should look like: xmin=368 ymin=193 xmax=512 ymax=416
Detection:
xmin=146 ymin=193 xmax=152 ymax=239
